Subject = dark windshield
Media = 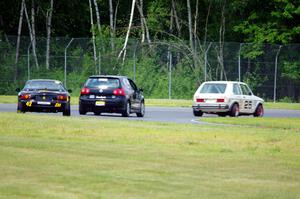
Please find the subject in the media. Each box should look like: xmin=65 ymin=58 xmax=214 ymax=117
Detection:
xmin=85 ymin=78 xmax=120 ymax=89
xmin=200 ymin=83 xmax=227 ymax=94
xmin=24 ymin=81 xmax=65 ymax=91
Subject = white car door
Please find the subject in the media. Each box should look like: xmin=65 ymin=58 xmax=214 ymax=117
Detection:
xmin=232 ymin=83 xmax=244 ymax=112
xmin=239 ymin=83 xmax=254 ymax=114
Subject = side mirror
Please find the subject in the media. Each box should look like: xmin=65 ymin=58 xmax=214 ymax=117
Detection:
xmin=68 ymin=89 xmax=72 ymax=93
xmin=15 ymin=88 xmax=21 ymax=92
xmin=138 ymin=88 xmax=143 ymax=92
xmin=248 ymin=92 xmax=252 ymax=96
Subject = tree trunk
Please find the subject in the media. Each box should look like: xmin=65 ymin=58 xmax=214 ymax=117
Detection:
xmin=136 ymin=0 xmax=151 ymax=45
xmin=89 ymin=0 xmax=98 ymax=74
xmin=93 ymin=0 xmax=102 ymax=73
xmin=139 ymin=0 xmax=145 ymax=43
xmin=193 ymin=0 xmax=199 ymax=55
xmin=93 ymin=0 xmax=102 ymax=37
xmin=14 ymin=0 xmax=25 ymax=82
xmin=204 ymin=1 xmax=211 ymax=47
xmin=45 ymin=0 xmax=53 ymax=70
xmin=193 ymin=0 xmax=199 ymax=39
xmin=113 ymin=0 xmax=120 ymax=36
xmin=31 ymin=0 xmax=39 ymax=69
xmin=219 ymin=0 xmax=226 ymax=80
xmin=118 ymin=0 xmax=136 ymax=61
xmin=171 ymin=0 xmax=181 ymax=37
xmin=109 ymin=0 xmax=115 ymax=50
xmin=187 ymin=0 xmax=194 ymax=53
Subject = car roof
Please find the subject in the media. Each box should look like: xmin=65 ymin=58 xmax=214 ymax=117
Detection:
xmin=202 ymin=81 xmax=246 ymax=84
xmin=27 ymin=79 xmax=62 ymax=83
xmin=89 ymin=75 xmax=128 ymax=79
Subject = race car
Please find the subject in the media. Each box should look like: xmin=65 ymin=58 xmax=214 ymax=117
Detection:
xmin=79 ymin=75 xmax=145 ymax=117
xmin=16 ymin=79 xmax=72 ymax=116
xmin=192 ymin=81 xmax=264 ymax=117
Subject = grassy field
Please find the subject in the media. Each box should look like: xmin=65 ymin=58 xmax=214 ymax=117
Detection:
xmin=202 ymin=117 xmax=300 ymax=130
xmin=0 ymin=113 xmax=299 ymax=198
xmin=1 ymin=95 xmax=300 ymax=110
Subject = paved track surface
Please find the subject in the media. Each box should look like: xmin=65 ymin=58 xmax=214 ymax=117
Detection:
xmin=1 ymin=104 xmax=300 ymax=124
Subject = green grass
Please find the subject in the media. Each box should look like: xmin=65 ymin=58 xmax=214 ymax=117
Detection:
xmin=0 ymin=113 xmax=299 ymax=198
xmin=201 ymin=117 xmax=300 ymax=130
xmin=1 ymin=95 xmax=300 ymax=110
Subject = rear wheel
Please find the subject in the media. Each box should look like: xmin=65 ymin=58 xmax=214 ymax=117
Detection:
xmin=94 ymin=111 xmax=101 ymax=116
xmin=63 ymin=109 xmax=71 ymax=116
xmin=136 ymin=101 xmax=145 ymax=117
xmin=79 ymin=104 xmax=87 ymax=115
xmin=254 ymin=104 xmax=264 ymax=117
xmin=229 ymin=104 xmax=239 ymax=117
xmin=63 ymin=104 xmax=71 ymax=116
xmin=193 ymin=109 xmax=203 ymax=117
xmin=17 ymin=103 xmax=25 ymax=113
xmin=122 ymin=101 xmax=131 ymax=117
xmin=217 ymin=112 xmax=227 ymax=117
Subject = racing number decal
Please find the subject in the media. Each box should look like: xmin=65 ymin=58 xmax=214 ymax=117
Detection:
xmin=55 ymin=103 xmax=61 ymax=108
xmin=244 ymin=101 xmax=252 ymax=109
xmin=26 ymin=101 xmax=32 ymax=107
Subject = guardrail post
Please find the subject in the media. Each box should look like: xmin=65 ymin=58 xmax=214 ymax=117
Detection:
xmin=273 ymin=45 xmax=282 ymax=103
xmin=64 ymin=38 xmax=74 ymax=87
xmin=238 ymin=43 xmax=243 ymax=82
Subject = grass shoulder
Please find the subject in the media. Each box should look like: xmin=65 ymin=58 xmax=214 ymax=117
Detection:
xmin=201 ymin=117 xmax=300 ymax=130
xmin=0 ymin=95 xmax=300 ymax=110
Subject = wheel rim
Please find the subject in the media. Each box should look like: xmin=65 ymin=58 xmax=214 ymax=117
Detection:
xmin=235 ymin=105 xmax=239 ymax=117
xmin=258 ymin=106 xmax=264 ymax=116
xmin=141 ymin=103 xmax=145 ymax=115
xmin=127 ymin=102 xmax=130 ymax=115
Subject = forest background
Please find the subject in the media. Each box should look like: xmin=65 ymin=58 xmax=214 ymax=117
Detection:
xmin=0 ymin=0 xmax=299 ymax=101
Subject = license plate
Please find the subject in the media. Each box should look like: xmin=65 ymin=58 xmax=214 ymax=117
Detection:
xmin=205 ymin=99 xmax=215 ymax=103
xmin=37 ymin=101 xmax=51 ymax=105
xmin=95 ymin=101 xmax=105 ymax=106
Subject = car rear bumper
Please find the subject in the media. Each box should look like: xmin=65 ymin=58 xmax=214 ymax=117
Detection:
xmin=79 ymin=97 xmax=127 ymax=113
xmin=192 ymin=104 xmax=229 ymax=113
xmin=19 ymin=100 xmax=69 ymax=112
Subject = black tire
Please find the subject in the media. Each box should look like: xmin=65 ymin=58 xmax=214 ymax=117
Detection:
xmin=254 ymin=104 xmax=264 ymax=117
xmin=193 ymin=109 xmax=203 ymax=117
xmin=122 ymin=101 xmax=131 ymax=117
xmin=229 ymin=103 xmax=239 ymax=117
xmin=217 ymin=112 xmax=227 ymax=117
xmin=94 ymin=111 xmax=101 ymax=116
xmin=17 ymin=103 xmax=25 ymax=113
xmin=63 ymin=109 xmax=71 ymax=116
xmin=79 ymin=104 xmax=87 ymax=115
xmin=136 ymin=101 xmax=145 ymax=117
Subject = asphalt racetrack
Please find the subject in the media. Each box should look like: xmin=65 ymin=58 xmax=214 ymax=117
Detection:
xmin=0 ymin=104 xmax=300 ymax=124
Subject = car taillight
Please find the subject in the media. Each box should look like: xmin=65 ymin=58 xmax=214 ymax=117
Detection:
xmin=19 ymin=94 xmax=31 ymax=100
xmin=217 ymin=98 xmax=225 ymax=103
xmin=196 ymin=98 xmax=205 ymax=102
xmin=57 ymin=95 xmax=68 ymax=101
xmin=81 ymin=87 xmax=90 ymax=95
xmin=113 ymin=88 xmax=125 ymax=96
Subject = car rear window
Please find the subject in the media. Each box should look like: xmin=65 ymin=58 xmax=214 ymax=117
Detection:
xmin=200 ymin=83 xmax=227 ymax=94
xmin=24 ymin=81 xmax=65 ymax=91
xmin=85 ymin=78 xmax=120 ymax=89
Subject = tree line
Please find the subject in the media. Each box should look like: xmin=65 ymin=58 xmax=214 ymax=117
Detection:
xmin=0 ymin=0 xmax=299 ymax=100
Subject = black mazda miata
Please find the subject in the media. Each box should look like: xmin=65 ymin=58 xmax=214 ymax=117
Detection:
xmin=16 ymin=79 xmax=72 ymax=116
